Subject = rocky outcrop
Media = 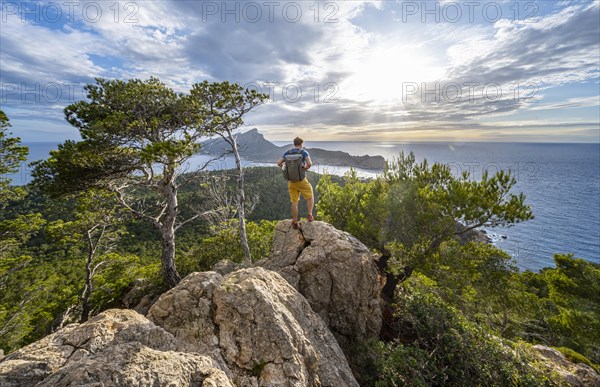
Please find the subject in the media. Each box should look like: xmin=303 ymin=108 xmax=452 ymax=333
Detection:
xmin=0 ymin=221 xmax=392 ymax=386
xmin=533 ymin=345 xmax=600 ymax=387
xmin=455 ymin=222 xmax=491 ymax=244
xmin=3 ymin=221 xmax=598 ymax=386
xmin=147 ymin=268 xmax=358 ymax=387
xmin=0 ymin=309 xmax=230 ymax=386
xmin=1 ymin=268 xmax=358 ymax=386
xmin=39 ymin=343 xmax=231 ymax=387
xmin=261 ymin=220 xmax=385 ymax=353
xmin=121 ymin=278 xmax=162 ymax=315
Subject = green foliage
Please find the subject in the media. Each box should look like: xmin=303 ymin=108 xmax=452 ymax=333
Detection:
xmin=0 ymin=214 xmax=45 ymax=258
xmin=178 ymin=219 xmax=277 ymax=275
xmin=251 ymin=358 xmax=268 ymax=377
xmin=0 ymin=110 xmax=28 ymax=205
xmin=31 ymin=140 xmax=138 ymax=197
xmin=31 ymin=77 xmax=269 ymax=288
xmin=190 ymin=80 xmax=268 ymax=135
xmin=0 ymin=252 xmax=156 ymax=353
xmin=90 ymin=253 xmax=160 ymax=311
xmin=0 ymin=112 xmax=46 ymax=325
xmin=46 ymin=190 xmax=129 ymax=322
xmin=0 ymin=111 xmax=42 ymax=263
xmin=1 ymin=255 xmax=81 ymax=351
xmin=373 ymin=282 xmax=557 ymax=386
xmin=0 ymin=186 xmax=154 ymax=353
xmin=317 ymin=170 xmax=388 ymax=249
xmin=317 ymin=152 xmax=533 ymax=276
xmin=399 ymin=241 xmax=546 ymax=340
xmin=541 ymin=255 xmax=599 ymax=362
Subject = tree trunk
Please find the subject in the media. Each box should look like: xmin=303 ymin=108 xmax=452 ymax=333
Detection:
xmin=161 ymin=225 xmax=180 ymax=288
xmin=80 ymin=249 xmax=93 ymax=323
xmin=160 ymin=176 xmax=182 ymax=288
xmin=228 ymin=130 xmax=252 ymax=265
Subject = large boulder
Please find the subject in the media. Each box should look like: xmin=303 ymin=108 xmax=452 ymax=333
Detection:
xmin=261 ymin=220 xmax=385 ymax=352
xmin=1 ymin=267 xmax=358 ymax=387
xmin=0 ymin=309 xmax=230 ymax=386
xmin=148 ymin=267 xmax=359 ymax=387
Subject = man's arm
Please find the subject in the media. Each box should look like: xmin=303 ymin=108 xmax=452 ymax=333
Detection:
xmin=277 ymin=157 xmax=285 ymax=168
xmin=304 ymin=156 xmax=312 ymax=170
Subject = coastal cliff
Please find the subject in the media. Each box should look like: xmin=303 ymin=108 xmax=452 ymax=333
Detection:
xmin=200 ymin=129 xmax=386 ymax=170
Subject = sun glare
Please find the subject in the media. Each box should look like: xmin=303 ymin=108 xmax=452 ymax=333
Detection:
xmin=343 ymin=45 xmax=445 ymax=102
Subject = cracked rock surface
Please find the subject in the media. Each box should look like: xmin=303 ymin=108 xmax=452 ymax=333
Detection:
xmin=0 ymin=309 xmax=231 ymax=386
xmin=147 ymin=267 xmax=358 ymax=387
xmin=1 ymin=268 xmax=358 ymax=387
xmin=533 ymin=345 xmax=600 ymax=387
xmin=262 ymin=220 xmax=385 ymax=353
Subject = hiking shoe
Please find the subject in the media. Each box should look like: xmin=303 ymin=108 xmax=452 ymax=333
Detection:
xmin=291 ymin=219 xmax=299 ymax=229
xmin=307 ymin=214 xmax=314 ymax=222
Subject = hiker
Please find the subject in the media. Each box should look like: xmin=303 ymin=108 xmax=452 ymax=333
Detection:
xmin=278 ymin=137 xmax=314 ymax=228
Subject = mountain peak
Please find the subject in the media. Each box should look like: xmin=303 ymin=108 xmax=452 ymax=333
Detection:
xmin=200 ymin=129 xmax=386 ymax=169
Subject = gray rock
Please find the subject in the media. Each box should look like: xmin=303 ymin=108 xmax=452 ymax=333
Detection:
xmin=533 ymin=345 xmax=600 ymax=386
xmin=121 ymin=278 xmax=161 ymax=315
xmin=262 ymin=220 xmax=385 ymax=352
xmin=455 ymin=222 xmax=491 ymax=244
xmin=38 ymin=342 xmax=231 ymax=387
xmin=0 ymin=309 xmax=229 ymax=386
xmin=148 ymin=268 xmax=359 ymax=387
xmin=212 ymin=258 xmax=246 ymax=276
xmin=2 ymin=266 xmax=358 ymax=386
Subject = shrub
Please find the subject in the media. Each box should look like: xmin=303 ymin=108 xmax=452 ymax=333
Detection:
xmin=178 ymin=220 xmax=277 ymax=275
xmin=372 ymin=285 xmax=556 ymax=386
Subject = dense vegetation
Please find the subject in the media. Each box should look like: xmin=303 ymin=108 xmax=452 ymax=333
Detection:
xmin=316 ymin=154 xmax=600 ymax=384
xmin=1 ymin=97 xmax=599 ymax=385
xmin=32 ymin=78 xmax=268 ymax=287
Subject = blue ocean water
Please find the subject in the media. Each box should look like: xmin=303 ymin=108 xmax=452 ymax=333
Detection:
xmin=6 ymin=141 xmax=600 ymax=271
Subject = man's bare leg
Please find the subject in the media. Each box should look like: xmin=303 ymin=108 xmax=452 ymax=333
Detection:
xmin=291 ymin=201 xmax=299 ymax=221
xmin=307 ymin=196 xmax=314 ymax=217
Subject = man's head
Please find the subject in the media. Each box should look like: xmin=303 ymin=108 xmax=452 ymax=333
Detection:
xmin=293 ymin=137 xmax=303 ymax=147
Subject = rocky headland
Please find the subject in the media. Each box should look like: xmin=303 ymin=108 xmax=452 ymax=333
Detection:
xmin=200 ymin=129 xmax=386 ymax=170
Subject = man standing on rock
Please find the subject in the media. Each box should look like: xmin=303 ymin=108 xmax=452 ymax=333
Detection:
xmin=278 ymin=137 xmax=314 ymax=229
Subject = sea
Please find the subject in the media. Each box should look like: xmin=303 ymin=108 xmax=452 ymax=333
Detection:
xmin=6 ymin=141 xmax=600 ymax=272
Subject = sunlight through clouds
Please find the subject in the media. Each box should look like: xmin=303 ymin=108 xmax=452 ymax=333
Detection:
xmin=341 ymin=43 xmax=446 ymax=102
xmin=0 ymin=0 xmax=598 ymax=142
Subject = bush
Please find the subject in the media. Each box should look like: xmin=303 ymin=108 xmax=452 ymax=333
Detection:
xmin=178 ymin=220 xmax=277 ymax=275
xmin=372 ymin=285 xmax=556 ymax=386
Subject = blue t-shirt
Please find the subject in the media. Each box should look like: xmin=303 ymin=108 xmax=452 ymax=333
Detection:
xmin=282 ymin=148 xmax=310 ymax=164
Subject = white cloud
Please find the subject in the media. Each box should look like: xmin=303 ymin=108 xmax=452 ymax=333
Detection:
xmin=0 ymin=18 xmax=105 ymax=83
xmin=1 ymin=0 xmax=598 ymax=142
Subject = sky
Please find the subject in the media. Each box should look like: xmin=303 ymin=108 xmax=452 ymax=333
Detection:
xmin=0 ymin=0 xmax=599 ymax=142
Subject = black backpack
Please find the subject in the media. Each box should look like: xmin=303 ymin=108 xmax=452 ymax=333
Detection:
xmin=282 ymin=151 xmax=306 ymax=182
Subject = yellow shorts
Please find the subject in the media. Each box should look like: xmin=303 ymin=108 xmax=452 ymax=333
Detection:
xmin=288 ymin=178 xmax=313 ymax=203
